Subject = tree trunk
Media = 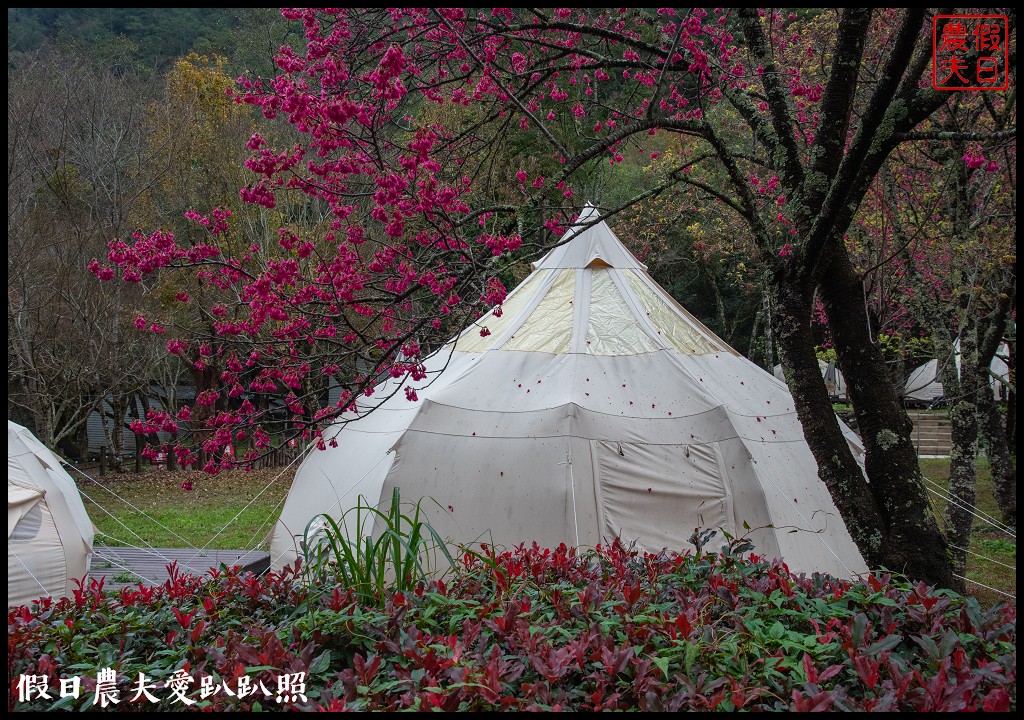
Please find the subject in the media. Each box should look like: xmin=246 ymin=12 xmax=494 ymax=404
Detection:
xmin=109 ymin=392 xmax=126 ymax=471
xmin=39 ymin=410 xmax=56 ymax=453
xmin=762 ymin=288 xmax=775 ymax=371
xmin=1005 ymin=341 xmax=1016 ymax=449
xmin=978 ymin=391 xmax=1015 ymax=526
xmin=975 ymin=285 xmax=1016 ymax=527
xmin=818 ymin=254 xmax=958 ymax=589
xmin=701 ymin=265 xmax=731 ymax=345
xmin=746 ymin=308 xmax=761 ymax=363
xmin=191 ymin=359 xmax=219 ymax=468
xmin=937 ymin=326 xmax=979 ymax=580
xmin=772 ymin=286 xmax=888 ymax=569
xmin=130 ymin=393 xmax=145 ymax=474
xmin=75 ymin=418 xmax=90 ymax=463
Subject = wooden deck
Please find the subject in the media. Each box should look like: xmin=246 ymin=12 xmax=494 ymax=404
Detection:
xmin=89 ymin=546 xmax=270 ymax=589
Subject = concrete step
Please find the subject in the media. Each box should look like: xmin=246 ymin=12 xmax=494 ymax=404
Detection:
xmin=909 ymin=414 xmax=950 ymax=422
xmin=908 ymin=412 xmax=951 ymax=457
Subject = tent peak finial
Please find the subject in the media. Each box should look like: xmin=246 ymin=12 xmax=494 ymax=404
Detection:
xmin=531 ymin=203 xmax=646 ymax=271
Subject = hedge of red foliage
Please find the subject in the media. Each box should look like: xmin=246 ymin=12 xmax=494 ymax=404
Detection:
xmin=8 ymin=542 xmax=1016 ymax=711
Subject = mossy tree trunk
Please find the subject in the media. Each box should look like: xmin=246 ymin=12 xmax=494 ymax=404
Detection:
xmin=772 ymin=285 xmax=890 ymax=572
xmin=977 ymin=281 xmax=1016 ymax=527
xmin=937 ymin=322 xmax=979 ymax=581
xmin=818 ymin=254 xmax=958 ymax=590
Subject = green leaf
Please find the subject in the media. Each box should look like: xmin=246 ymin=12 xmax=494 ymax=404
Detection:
xmin=49 ymin=695 xmax=78 ymax=711
xmin=684 ymin=641 xmax=699 ymax=673
xmin=851 ymin=613 xmax=868 ymax=647
xmin=309 ymin=649 xmax=331 ymax=675
xmin=913 ymin=634 xmax=940 ymax=660
xmin=653 ymin=655 xmax=672 ymax=679
xmin=937 ymin=629 xmax=959 ymax=658
xmin=964 ymin=597 xmax=985 ymax=632
xmin=244 ymin=665 xmax=277 ymax=673
xmin=864 ymin=634 xmax=903 ymax=656
xmin=872 ymin=596 xmax=899 ymax=607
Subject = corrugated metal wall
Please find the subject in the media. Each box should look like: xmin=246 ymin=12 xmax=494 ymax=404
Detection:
xmin=86 ymin=389 xmax=190 ymax=455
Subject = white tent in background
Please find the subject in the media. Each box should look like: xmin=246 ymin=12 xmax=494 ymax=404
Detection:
xmin=8 ymin=421 xmax=95 ymax=607
xmin=904 ymin=342 xmax=1011 ymax=405
xmin=904 ymin=359 xmax=945 ymax=405
xmin=773 ymin=360 xmax=847 ymax=401
xmin=270 ymin=204 xmax=868 ymax=578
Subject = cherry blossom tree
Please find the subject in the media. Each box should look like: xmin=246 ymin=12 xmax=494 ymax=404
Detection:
xmin=93 ymin=8 xmax=1016 ymax=588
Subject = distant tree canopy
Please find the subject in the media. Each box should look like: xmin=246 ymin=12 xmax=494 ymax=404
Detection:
xmin=7 ymin=8 xmax=297 ymax=75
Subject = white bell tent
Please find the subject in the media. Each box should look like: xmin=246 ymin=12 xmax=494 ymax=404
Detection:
xmin=270 ymin=205 xmax=868 ymax=578
xmin=8 ymin=421 xmax=95 ymax=607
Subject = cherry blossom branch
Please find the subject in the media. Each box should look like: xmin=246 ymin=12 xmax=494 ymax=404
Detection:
xmin=433 ymin=11 xmax=570 ymax=159
xmin=734 ymin=7 xmax=806 ymax=190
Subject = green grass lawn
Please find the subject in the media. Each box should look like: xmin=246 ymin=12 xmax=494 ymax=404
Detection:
xmin=73 ymin=458 xmax=1014 ymax=607
xmin=920 ymin=456 xmax=1016 ymax=609
xmin=75 ymin=467 xmax=293 ymax=550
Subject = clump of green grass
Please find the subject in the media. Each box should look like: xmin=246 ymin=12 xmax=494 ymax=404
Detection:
xmin=978 ymin=538 xmax=1016 ymax=557
xmin=302 ymin=486 xmax=456 ymax=605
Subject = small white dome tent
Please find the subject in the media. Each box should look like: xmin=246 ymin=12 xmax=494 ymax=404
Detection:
xmin=773 ymin=360 xmax=847 ymax=401
xmin=8 ymin=421 xmax=95 ymax=607
xmin=270 ymin=205 xmax=868 ymax=578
